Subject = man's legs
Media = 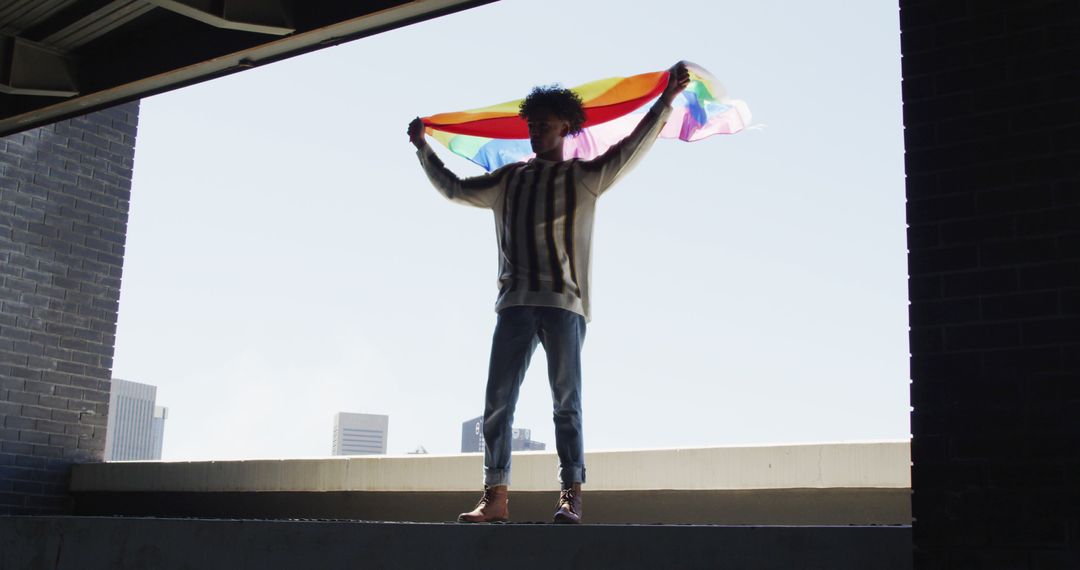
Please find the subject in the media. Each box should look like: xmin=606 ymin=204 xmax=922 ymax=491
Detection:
xmin=460 ymin=306 xmax=587 ymax=523
xmin=537 ymin=307 xmax=587 ymax=523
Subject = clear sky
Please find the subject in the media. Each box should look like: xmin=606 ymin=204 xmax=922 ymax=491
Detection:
xmin=111 ymin=0 xmax=909 ymax=460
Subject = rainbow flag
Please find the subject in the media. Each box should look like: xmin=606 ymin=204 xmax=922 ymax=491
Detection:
xmin=421 ymin=62 xmax=750 ymax=172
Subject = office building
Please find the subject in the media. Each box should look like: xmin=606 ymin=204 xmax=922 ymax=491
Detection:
xmin=104 ymin=379 xmax=168 ymax=461
xmin=461 ymin=415 xmax=545 ymax=453
xmin=150 ymin=406 xmax=168 ymax=459
xmin=461 ymin=415 xmax=485 ymax=453
xmin=332 ymin=413 xmax=389 ymax=455
xmin=511 ymin=428 xmax=546 ymax=451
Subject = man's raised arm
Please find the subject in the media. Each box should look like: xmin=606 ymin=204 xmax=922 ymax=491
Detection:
xmin=576 ymin=61 xmax=691 ymax=196
xmin=409 ymin=117 xmax=505 ymax=210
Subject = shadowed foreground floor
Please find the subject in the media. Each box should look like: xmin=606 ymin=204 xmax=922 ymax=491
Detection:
xmin=2 ymin=516 xmax=911 ymax=570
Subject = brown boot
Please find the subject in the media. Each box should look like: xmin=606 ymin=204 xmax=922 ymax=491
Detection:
xmin=457 ymin=485 xmax=509 ymax=523
xmin=552 ymin=483 xmax=582 ymax=524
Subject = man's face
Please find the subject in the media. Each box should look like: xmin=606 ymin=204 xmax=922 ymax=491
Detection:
xmin=527 ymin=111 xmax=569 ymax=156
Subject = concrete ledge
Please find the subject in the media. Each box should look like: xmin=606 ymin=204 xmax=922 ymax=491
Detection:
xmin=69 ymin=442 xmax=912 ymax=525
xmin=1 ymin=516 xmax=913 ymax=570
xmin=73 ymin=488 xmax=911 ymax=525
xmin=71 ymin=442 xmax=911 ymax=492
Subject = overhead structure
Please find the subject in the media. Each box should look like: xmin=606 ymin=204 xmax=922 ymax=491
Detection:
xmin=0 ymin=0 xmax=495 ymax=136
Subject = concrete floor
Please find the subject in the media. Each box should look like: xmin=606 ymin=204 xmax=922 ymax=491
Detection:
xmin=2 ymin=516 xmax=912 ymax=570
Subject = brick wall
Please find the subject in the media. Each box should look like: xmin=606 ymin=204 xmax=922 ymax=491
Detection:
xmin=0 ymin=102 xmax=139 ymax=514
xmin=901 ymin=1 xmax=1079 ymax=567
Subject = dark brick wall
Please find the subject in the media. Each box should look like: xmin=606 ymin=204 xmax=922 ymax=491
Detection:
xmin=0 ymin=102 xmax=139 ymax=514
xmin=901 ymin=0 xmax=1079 ymax=567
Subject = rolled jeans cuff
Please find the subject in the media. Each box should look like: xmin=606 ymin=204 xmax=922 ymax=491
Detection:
xmin=559 ymin=464 xmax=586 ymax=485
xmin=484 ymin=468 xmax=511 ymax=487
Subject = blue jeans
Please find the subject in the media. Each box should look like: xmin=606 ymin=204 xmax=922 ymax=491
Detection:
xmin=483 ymin=306 xmax=586 ymax=487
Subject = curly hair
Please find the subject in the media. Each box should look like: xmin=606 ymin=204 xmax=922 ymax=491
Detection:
xmin=518 ymin=85 xmax=587 ymax=136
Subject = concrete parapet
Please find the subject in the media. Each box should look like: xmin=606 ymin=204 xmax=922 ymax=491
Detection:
xmin=72 ymin=441 xmax=911 ymax=492
xmin=70 ymin=442 xmax=911 ymax=524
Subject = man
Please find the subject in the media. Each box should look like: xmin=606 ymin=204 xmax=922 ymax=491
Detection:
xmin=407 ymin=61 xmax=690 ymax=524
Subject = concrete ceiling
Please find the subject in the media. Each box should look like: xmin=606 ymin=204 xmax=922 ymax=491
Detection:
xmin=0 ymin=0 xmax=495 ymax=136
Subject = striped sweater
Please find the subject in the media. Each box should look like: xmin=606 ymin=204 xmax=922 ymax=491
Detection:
xmin=417 ymin=101 xmax=673 ymax=321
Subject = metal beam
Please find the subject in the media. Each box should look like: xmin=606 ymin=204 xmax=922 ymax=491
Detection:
xmin=146 ymin=0 xmax=294 ymax=36
xmin=0 ymin=0 xmax=77 ymax=36
xmin=0 ymin=0 xmax=498 ymax=135
xmin=0 ymin=34 xmax=77 ymax=97
xmin=38 ymin=0 xmax=155 ymax=51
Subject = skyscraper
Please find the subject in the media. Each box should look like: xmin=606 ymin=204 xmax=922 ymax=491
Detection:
xmin=510 ymin=428 xmax=546 ymax=451
xmin=331 ymin=412 xmax=389 ymax=455
xmin=150 ymin=406 xmax=168 ymax=459
xmin=461 ymin=415 xmax=546 ymax=453
xmin=461 ymin=415 xmax=485 ymax=453
xmin=104 ymin=379 xmax=168 ymax=461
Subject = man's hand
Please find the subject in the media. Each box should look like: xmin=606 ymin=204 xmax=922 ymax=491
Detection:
xmin=660 ymin=61 xmax=690 ymax=107
xmin=407 ymin=117 xmax=426 ymax=149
